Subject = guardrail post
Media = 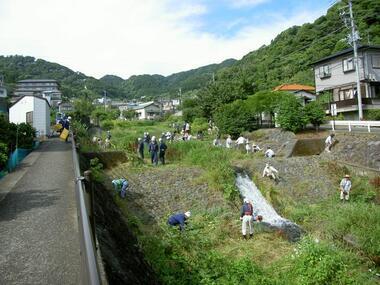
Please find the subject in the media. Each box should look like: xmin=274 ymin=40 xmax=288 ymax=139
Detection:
xmin=348 ymin=122 xmax=351 ymax=132
xmin=84 ymin=170 xmax=96 ymax=245
xmin=331 ymin=121 xmax=335 ymax=131
xmin=368 ymin=123 xmax=371 ymax=133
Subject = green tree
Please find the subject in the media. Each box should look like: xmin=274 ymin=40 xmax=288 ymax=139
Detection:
xmin=213 ymin=99 xmax=258 ymax=138
xmin=72 ymin=98 xmax=95 ymax=126
xmin=276 ymin=94 xmax=308 ymax=133
xmin=304 ymin=101 xmax=326 ymax=131
xmin=0 ymin=143 xmax=8 ymax=171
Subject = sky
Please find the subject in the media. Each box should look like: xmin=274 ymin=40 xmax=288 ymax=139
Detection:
xmin=0 ymin=0 xmax=334 ymax=79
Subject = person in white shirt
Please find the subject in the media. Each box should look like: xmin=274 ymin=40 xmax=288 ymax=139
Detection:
xmin=226 ymin=135 xmax=233 ymax=149
xmin=245 ymin=141 xmax=251 ymax=154
xmin=325 ymin=133 xmax=335 ymax=152
xmin=264 ymin=146 xmax=275 ymax=158
xmin=252 ymin=144 xmax=261 ymax=153
xmin=236 ymin=136 xmax=246 ymax=150
xmin=339 ymin=174 xmax=352 ymax=201
xmin=262 ymin=163 xmax=279 ymax=180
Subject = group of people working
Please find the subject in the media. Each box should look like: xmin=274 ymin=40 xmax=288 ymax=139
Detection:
xmin=138 ymin=132 xmax=168 ymax=165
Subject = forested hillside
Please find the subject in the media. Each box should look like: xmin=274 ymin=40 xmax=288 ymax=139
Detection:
xmin=0 ymin=55 xmax=235 ymax=100
xmin=0 ymin=0 xmax=378 ymax=102
xmin=221 ymin=0 xmax=380 ymax=91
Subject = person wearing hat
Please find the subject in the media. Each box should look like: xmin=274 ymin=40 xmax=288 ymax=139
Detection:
xmin=240 ymin=198 xmax=262 ymax=239
xmin=112 ymin=178 xmax=129 ymax=198
xmin=262 ymin=163 xmax=279 ymax=180
xmin=226 ymin=135 xmax=233 ymax=149
xmin=235 ymin=135 xmax=246 ymax=150
xmin=252 ymin=143 xmax=261 ymax=153
xmin=325 ymin=133 xmax=335 ymax=152
xmin=167 ymin=211 xmax=191 ymax=231
xmin=339 ymin=174 xmax=352 ymax=201
xmin=149 ymin=136 xmax=159 ymax=165
xmin=159 ymin=138 xmax=168 ymax=165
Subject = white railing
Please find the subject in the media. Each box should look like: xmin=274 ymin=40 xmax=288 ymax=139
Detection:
xmin=329 ymin=120 xmax=380 ymax=132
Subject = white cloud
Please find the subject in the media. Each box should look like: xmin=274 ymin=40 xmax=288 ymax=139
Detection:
xmin=0 ymin=0 xmax=324 ymax=79
xmin=227 ymin=0 xmax=270 ymax=8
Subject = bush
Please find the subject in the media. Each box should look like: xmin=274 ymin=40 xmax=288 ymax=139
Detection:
xmin=276 ymin=95 xmax=308 ymax=133
xmin=213 ymin=99 xmax=258 ymax=138
xmin=0 ymin=143 xmax=8 ymax=171
xmin=365 ymin=109 xmax=380 ymax=120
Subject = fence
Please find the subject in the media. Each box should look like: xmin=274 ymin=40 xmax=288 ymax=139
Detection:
xmin=71 ymin=135 xmax=102 ymax=285
xmin=329 ymin=120 xmax=380 ymax=132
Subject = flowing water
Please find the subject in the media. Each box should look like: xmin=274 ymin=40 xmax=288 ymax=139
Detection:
xmin=236 ymin=173 xmax=303 ymax=241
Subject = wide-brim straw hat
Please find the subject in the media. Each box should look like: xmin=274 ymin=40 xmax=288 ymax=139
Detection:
xmin=344 ymin=174 xmax=350 ymax=178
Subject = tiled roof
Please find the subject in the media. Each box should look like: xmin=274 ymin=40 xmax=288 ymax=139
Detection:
xmin=274 ymin=84 xmax=315 ymax=92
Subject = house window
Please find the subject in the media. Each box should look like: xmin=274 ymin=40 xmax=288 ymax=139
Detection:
xmin=343 ymin=58 xmax=355 ymax=72
xmin=319 ymin=65 xmax=331 ymax=78
xmin=26 ymin=111 xmax=33 ymax=125
xmin=372 ymin=55 xmax=380 ymax=69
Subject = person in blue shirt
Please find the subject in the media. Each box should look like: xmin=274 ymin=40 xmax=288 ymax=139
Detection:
xmin=149 ymin=136 xmax=159 ymax=165
xmin=167 ymin=211 xmax=191 ymax=231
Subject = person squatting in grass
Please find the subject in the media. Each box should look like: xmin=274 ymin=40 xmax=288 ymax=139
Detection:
xmin=111 ymin=178 xmax=129 ymax=199
xmin=168 ymin=211 xmax=191 ymax=231
xmin=325 ymin=133 xmax=335 ymax=152
xmin=340 ymin=174 xmax=352 ymax=201
xmin=262 ymin=163 xmax=279 ymax=181
xmin=240 ymin=198 xmax=262 ymax=239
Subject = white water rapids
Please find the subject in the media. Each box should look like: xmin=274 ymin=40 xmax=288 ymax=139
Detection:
xmin=236 ymin=173 xmax=294 ymax=228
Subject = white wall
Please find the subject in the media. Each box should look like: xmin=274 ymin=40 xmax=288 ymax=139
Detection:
xmin=9 ymin=96 xmax=33 ymax=124
xmin=10 ymin=96 xmax=50 ymax=137
xmin=34 ymin=97 xmax=50 ymax=137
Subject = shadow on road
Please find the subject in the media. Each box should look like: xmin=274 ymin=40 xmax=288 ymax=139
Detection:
xmin=0 ymin=188 xmax=60 ymax=222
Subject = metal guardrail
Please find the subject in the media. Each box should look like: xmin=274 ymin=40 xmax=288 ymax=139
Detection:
xmin=329 ymin=120 xmax=380 ymax=132
xmin=71 ymin=135 xmax=101 ymax=285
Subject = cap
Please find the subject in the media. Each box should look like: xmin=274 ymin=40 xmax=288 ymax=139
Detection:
xmin=184 ymin=211 xmax=191 ymax=218
xmin=243 ymin=198 xmax=249 ymax=203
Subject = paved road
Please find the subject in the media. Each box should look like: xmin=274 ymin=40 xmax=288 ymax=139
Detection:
xmin=0 ymin=138 xmax=80 ymax=284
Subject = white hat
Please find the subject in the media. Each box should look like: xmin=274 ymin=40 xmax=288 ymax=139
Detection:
xmin=152 ymin=136 xmax=156 ymax=141
xmin=159 ymin=138 xmax=162 ymax=142
xmin=184 ymin=211 xmax=191 ymax=217
xmin=138 ymin=138 xmax=142 ymax=141
xmin=243 ymin=198 xmax=249 ymax=203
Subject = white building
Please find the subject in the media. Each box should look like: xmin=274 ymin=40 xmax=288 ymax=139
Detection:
xmin=133 ymin=101 xmax=161 ymax=120
xmin=9 ymin=95 xmax=51 ymax=138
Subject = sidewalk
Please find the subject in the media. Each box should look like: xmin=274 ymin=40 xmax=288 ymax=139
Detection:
xmin=0 ymin=138 xmax=80 ymax=284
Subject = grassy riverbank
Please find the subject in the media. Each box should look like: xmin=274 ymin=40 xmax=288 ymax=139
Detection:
xmin=85 ymin=120 xmax=379 ymax=284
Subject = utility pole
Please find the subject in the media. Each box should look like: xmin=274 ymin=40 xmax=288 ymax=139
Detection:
xmin=178 ymin=88 xmax=182 ymax=108
xmin=103 ymin=90 xmax=107 ymax=111
xmin=348 ymin=0 xmax=363 ymax=120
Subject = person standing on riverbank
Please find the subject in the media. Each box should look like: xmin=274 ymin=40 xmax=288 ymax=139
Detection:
xmin=159 ymin=138 xmax=167 ymax=165
xmin=339 ymin=174 xmax=352 ymax=201
xmin=226 ymin=135 xmax=233 ymax=149
xmin=137 ymin=138 xmax=144 ymax=159
xmin=240 ymin=198 xmax=254 ymax=239
xmin=149 ymin=136 xmax=159 ymax=165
